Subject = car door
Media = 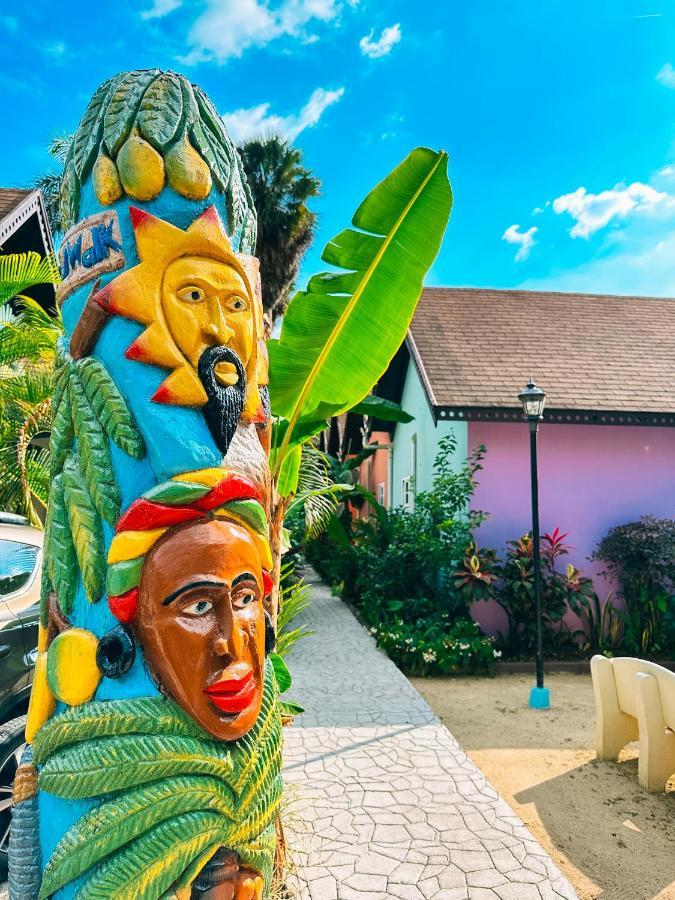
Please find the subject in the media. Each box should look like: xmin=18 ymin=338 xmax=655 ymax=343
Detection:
xmin=0 ymin=536 xmax=41 ymax=718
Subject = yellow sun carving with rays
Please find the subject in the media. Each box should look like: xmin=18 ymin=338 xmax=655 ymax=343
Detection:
xmin=95 ymin=205 xmax=267 ymax=418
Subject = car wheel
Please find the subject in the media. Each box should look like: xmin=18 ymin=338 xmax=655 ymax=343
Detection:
xmin=0 ymin=716 xmax=26 ymax=881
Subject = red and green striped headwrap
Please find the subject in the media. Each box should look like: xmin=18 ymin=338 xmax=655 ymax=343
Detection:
xmin=107 ymin=468 xmax=273 ymax=623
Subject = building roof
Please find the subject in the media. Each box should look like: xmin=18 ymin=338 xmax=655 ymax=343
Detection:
xmin=0 ymin=188 xmax=32 ymax=223
xmin=407 ymin=287 xmax=675 ymax=425
xmin=0 ymin=188 xmax=56 ymax=311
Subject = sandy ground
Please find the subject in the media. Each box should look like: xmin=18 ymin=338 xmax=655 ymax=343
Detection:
xmin=411 ymin=672 xmax=675 ymax=900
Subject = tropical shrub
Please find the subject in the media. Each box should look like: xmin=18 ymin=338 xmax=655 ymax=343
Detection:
xmin=369 ymin=616 xmax=497 ymax=676
xmin=454 ymin=528 xmax=596 ymax=658
xmin=593 ymin=516 xmax=675 ymax=655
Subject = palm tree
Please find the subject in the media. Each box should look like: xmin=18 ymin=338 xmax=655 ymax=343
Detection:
xmin=34 ymin=135 xmax=72 ymax=238
xmin=0 ymin=252 xmax=62 ymax=523
xmin=238 ymin=136 xmax=320 ymax=321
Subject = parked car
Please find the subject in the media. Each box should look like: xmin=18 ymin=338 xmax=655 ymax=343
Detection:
xmin=0 ymin=513 xmax=41 ymax=878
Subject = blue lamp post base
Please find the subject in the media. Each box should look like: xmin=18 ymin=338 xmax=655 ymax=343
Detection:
xmin=529 ymin=686 xmax=550 ymax=709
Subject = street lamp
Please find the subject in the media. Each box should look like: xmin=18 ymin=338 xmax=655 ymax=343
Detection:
xmin=518 ymin=380 xmax=550 ymax=710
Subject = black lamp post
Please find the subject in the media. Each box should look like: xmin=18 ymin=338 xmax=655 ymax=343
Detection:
xmin=517 ymin=380 xmax=550 ymax=710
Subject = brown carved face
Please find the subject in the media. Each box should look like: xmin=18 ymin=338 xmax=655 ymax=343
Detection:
xmin=137 ymin=518 xmax=266 ymax=741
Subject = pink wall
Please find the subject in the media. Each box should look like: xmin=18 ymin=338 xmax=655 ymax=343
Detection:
xmin=468 ymin=422 xmax=675 ymax=635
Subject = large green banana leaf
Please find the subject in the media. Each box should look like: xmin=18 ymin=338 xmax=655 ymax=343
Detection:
xmin=268 ymin=147 xmax=452 ymax=474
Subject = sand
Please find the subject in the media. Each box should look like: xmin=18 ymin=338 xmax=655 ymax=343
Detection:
xmin=411 ymin=672 xmax=675 ymax=900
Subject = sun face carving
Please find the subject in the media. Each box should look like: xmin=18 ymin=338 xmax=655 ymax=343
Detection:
xmin=94 ymin=205 xmax=266 ymax=420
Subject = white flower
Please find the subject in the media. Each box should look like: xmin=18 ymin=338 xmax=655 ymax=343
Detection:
xmin=405 ymin=638 xmax=413 ymax=644
xmin=369 ymin=627 xmax=377 ymax=634
xmin=459 ymin=643 xmax=470 ymax=651
xmin=422 ymin=650 xmax=437 ymax=663
xmin=493 ymin=649 xmax=502 ymax=659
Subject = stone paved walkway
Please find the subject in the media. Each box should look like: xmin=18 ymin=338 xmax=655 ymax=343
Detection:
xmin=283 ymin=571 xmax=578 ymax=900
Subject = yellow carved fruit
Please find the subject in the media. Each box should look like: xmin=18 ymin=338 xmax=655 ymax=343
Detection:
xmin=93 ymin=153 xmax=123 ymax=205
xmin=25 ymin=653 xmax=55 ymax=743
xmin=165 ymin=134 xmax=212 ymax=201
xmin=117 ymin=133 xmax=165 ymax=201
xmin=47 ymin=629 xmax=101 ymax=706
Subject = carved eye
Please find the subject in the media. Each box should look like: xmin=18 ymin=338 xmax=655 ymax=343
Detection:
xmin=182 ymin=599 xmax=213 ymax=616
xmin=178 ymin=286 xmax=206 ymax=303
xmin=225 ymin=295 xmax=248 ymax=313
xmin=232 ymin=589 xmax=257 ymax=610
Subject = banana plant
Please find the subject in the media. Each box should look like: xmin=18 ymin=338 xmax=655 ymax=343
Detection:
xmin=265 ymin=146 xmax=452 ymax=610
xmin=269 ymin=146 xmax=451 ymax=490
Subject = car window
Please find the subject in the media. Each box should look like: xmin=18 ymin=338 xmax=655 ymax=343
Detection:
xmin=0 ymin=540 xmax=39 ymax=597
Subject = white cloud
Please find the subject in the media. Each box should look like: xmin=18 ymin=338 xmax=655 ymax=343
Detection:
xmin=502 ymin=224 xmax=537 ymax=261
xmin=43 ymin=41 xmax=66 ymax=59
xmin=552 ymin=182 xmax=675 ymax=238
xmin=656 ymin=63 xmax=675 ymax=88
xmin=522 ymin=226 xmax=675 ymax=298
xmin=222 ymin=86 xmax=344 ymax=142
xmin=180 ymin=0 xmax=342 ymax=64
xmin=359 ymin=23 xmax=401 ymax=59
xmin=141 ymin=0 xmax=181 ymax=20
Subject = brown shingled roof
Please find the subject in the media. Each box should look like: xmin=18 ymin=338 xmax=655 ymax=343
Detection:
xmin=408 ymin=287 xmax=675 ymax=415
xmin=0 ymin=188 xmax=32 ymax=223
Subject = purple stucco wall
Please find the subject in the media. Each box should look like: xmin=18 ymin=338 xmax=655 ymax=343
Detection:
xmin=467 ymin=421 xmax=675 ymax=635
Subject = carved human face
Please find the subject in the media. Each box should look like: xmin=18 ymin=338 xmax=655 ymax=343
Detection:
xmin=137 ymin=518 xmax=266 ymax=741
xmin=161 ymin=256 xmax=254 ymax=389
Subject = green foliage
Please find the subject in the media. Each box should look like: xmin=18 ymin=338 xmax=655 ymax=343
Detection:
xmin=350 ymin=394 xmax=414 ymax=422
xmin=268 ymin=653 xmax=292 ymax=694
xmin=276 ymin=562 xmax=313 ymax=657
xmin=285 ymin=444 xmax=352 ymax=539
xmin=307 ymin=436 xmax=488 ymax=674
xmin=239 ymin=136 xmax=321 ymax=318
xmin=0 ymin=251 xmax=60 ymax=306
xmin=0 ymin=268 xmax=62 ymax=523
xmin=370 ymin=617 xmax=496 ymax=676
xmin=477 ymin=529 xmax=595 ymax=657
xmin=592 ymin=516 xmax=675 ymax=655
xmin=268 ymin=147 xmax=452 ymax=476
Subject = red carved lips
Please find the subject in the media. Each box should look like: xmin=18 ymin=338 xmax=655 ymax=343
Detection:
xmin=204 ymin=670 xmax=255 ymax=714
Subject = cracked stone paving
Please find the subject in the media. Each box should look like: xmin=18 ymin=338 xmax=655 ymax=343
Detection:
xmin=282 ymin=571 xmax=578 ymax=900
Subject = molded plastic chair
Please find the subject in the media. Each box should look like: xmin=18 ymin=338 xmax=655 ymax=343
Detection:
xmin=590 ymin=655 xmax=675 ymax=792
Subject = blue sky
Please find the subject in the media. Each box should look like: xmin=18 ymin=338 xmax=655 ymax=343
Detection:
xmin=1 ymin=1 xmax=674 ymax=296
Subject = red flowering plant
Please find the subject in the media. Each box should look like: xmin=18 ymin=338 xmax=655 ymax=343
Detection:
xmin=453 ymin=540 xmax=499 ymax=604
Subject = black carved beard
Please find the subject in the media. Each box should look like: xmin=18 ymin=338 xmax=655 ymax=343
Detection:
xmin=198 ymin=345 xmax=246 ymax=455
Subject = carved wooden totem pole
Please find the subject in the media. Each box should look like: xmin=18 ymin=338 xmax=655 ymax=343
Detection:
xmin=9 ymin=71 xmax=281 ymax=900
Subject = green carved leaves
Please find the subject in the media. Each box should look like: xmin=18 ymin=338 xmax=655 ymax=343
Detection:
xmin=77 ymin=357 xmax=145 ymax=459
xmin=46 ymin=474 xmax=78 ymax=615
xmin=32 ymin=697 xmax=204 ymax=763
xmin=61 ymin=70 xmax=256 ymax=247
xmin=72 ymin=75 xmax=121 ymax=181
xmin=39 ymin=777 xmax=236 ymax=898
xmin=75 ymin=812 xmax=227 ymax=900
xmin=62 ymin=454 xmax=104 ymax=603
xmin=138 ymin=74 xmax=184 ymax=152
xmin=103 ymin=69 xmax=160 ymax=157
xmin=40 ymin=732 xmax=236 ymax=798
xmin=68 ymin=375 xmax=120 ymax=524
xmin=45 ymin=343 xmax=144 ymax=612
xmin=38 ymin=665 xmax=282 ymax=899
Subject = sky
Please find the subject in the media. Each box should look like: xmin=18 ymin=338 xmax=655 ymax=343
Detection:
xmin=1 ymin=1 xmax=674 ymax=296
